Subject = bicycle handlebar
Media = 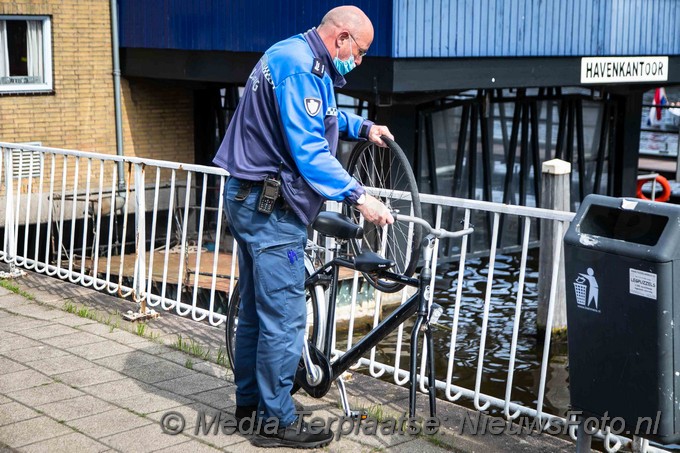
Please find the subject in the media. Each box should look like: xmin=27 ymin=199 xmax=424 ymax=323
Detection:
xmin=392 ymin=213 xmax=474 ymax=239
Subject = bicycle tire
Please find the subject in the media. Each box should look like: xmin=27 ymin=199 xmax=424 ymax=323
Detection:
xmin=344 ymin=137 xmax=423 ymax=293
xmin=225 ymin=276 xmax=324 ymax=395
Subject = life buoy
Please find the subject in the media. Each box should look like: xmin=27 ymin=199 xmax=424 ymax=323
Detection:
xmin=636 ymin=175 xmax=672 ymax=202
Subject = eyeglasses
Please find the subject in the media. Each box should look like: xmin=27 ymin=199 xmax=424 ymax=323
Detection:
xmin=348 ymin=34 xmax=368 ymax=58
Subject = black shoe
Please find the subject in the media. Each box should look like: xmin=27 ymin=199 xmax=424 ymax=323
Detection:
xmin=234 ymin=405 xmax=258 ymax=431
xmin=252 ymin=420 xmax=334 ymax=449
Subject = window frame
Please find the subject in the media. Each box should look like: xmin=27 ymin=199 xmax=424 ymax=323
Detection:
xmin=0 ymin=15 xmax=53 ymax=94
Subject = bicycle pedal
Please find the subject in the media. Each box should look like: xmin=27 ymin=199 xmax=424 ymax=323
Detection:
xmin=350 ymin=410 xmax=369 ymax=420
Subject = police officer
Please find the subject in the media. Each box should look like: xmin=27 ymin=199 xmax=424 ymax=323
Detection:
xmin=213 ymin=5 xmax=394 ymax=448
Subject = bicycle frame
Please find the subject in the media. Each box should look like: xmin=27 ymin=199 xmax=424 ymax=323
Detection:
xmin=299 ymin=237 xmax=440 ymax=419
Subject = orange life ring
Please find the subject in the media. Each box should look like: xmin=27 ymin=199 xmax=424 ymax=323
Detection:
xmin=636 ymin=175 xmax=672 ymax=202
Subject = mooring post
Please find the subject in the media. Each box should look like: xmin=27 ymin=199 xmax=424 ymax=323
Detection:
xmin=537 ymin=159 xmax=571 ymax=334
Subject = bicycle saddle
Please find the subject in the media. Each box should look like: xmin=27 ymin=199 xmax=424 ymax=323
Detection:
xmin=312 ymin=212 xmax=363 ymax=240
xmin=354 ymin=250 xmax=395 ymax=272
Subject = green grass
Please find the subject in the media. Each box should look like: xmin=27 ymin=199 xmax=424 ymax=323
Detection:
xmin=216 ymin=347 xmax=228 ymax=367
xmin=0 ymin=279 xmax=35 ymax=301
xmin=173 ymin=334 xmax=210 ymax=360
xmin=185 ymin=358 xmax=194 ymax=369
xmin=135 ymin=323 xmax=147 ymax=337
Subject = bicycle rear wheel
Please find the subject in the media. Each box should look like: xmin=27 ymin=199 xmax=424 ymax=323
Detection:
xmin=225 ymin=276 xmax=324 ymax=394
xmin=344 ymin=137 xmax=423 ymax=293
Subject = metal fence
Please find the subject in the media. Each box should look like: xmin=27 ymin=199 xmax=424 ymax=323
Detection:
xmin=0 ymin=142 xmax=665 ymax=452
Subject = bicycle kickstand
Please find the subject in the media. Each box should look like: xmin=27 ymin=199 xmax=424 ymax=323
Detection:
xmin=336 ymin=374 xmax=367 ymax=420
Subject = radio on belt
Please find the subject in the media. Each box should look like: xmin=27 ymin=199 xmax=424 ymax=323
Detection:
xmin=257 ymin=175 xmax=281 ymax=215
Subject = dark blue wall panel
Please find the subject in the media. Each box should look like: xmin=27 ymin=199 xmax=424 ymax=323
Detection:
xmin=118 ymin=0 xmax=393 ymax=57
xmin=393 ymin=0 xmax=680 ymax=57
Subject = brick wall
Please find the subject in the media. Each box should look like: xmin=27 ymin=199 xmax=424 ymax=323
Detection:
xmin=0 ymin=0 xmax=194 ymax=192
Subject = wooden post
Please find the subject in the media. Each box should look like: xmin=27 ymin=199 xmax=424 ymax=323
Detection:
xmin=537 ymin=159 xmax=570 ymax=335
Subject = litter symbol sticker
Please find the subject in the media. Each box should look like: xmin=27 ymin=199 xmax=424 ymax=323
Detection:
xmin=629 ymin=268 xmax=657 ymax=300
xmin=573 ymin=267 xmax=600 ymax=313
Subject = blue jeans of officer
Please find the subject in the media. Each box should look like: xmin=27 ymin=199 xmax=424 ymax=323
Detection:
xmin=224 ymin=177 xmax=307 ymax=426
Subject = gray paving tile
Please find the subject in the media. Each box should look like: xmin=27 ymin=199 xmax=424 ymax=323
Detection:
xmin=0 ymin=286 xmax=12 ymax=297
xmin=186 ymin=387 xmax=236 ymax=411
xmin=1 ymin=318 xmax=53 ymax=333
xmin=82 ymin=378 xmax=155 ymax=402
xmin=113 ymin=389 xmax=192 ymax=416
xmin=106 ymin=329 xmax=157 ymax=345
xmin=66 ymin=340 xmax=134 ymax=360
xmin=4 ymin=344 xmax=70 ymax=363
xmin=147 ymin=403 xmax=217 ymax=430
xmin=52 ymin=314 xmax=99 ymax=327
xmin=152 ymin=439 xmax=222 ymax=452
xmin=7 ymin=305 xmax=64 ymax=321
xmin=0 ymin=356 xmax=26 ymax=375
xmin=20 ymin=432 xmax=109 ymax=453
xmin=127 ymin=342 xmax=171 ymax=356
xmin=53 ymin=366 xmax=125 ymax=388
xmin=157 ymin=351 xmax=195 ymax=366
xmin=0 ymin=415 xmax=72 ymax=448
xmin=0 ymin=402 xmax=41 ymax=427
xmin=121 ymin=360 xmax=194 ymax=384
xmin=27 ymin=354 xmax=93 ymax=376
xmin=94 ymin=351 xmax=165 ymax=371
xmin=19 ymin=323 xmax=78 ymax=340
xmin=0 ymin=395 xmax=10 ymax=404
xmin=0 ymin=369 xmax=52 ymax=393
xmin=155 ymin=374 xmax=228 ymax=396
xmin=99 ymin=422 xmax=187 ymax=452
xmin=0 ymin=294 xmax=27 ymax=309
xmin=0 ymin=335 xmax=41 ymax=354
xmin=37 ymin=395 xmax=116 ymax=422
xmin=44 ymin=332 xmax=108 ymax=349
xmin=67 ymin=408 xmax=152 ymax=439
xmin=192 ymin=362 xmax=231 ymax=380
xmin=76 ymin=322 xmax=121 ymax=336
xmin=6 ymin=382 xmax=83 ymax=407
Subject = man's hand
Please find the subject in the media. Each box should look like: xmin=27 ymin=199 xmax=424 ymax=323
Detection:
xmin=367 ymin=125 xmax=394 ymax=148
xmin=356 ymin=194 xmax=394 ymax=227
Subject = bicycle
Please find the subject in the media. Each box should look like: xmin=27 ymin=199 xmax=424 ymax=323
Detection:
xmin=226 ymin=210 xmax=473 ymax=419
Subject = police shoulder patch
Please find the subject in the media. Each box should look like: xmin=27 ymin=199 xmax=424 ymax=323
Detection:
xmin=311 ymin=58 xmax=325 ymax=78
xmin=304 ymin=98 xmax=322 ymax=117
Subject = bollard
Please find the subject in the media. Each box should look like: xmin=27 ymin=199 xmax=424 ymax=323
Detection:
xmin=537 ymin=159 xmax=570 ymax=334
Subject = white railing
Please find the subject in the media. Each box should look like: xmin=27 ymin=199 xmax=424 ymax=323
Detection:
xmin=0 ymin=142 xmax=666 ymax=452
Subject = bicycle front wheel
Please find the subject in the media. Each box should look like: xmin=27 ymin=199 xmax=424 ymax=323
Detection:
xmin=225 ymin=276 xmax=324 ymax=393
xmin=344 ymin=137 xmax=423 ymax=293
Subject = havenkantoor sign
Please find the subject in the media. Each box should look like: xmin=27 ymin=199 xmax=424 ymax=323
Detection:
xmin=581 ymin=56 xmax=668 ymax=84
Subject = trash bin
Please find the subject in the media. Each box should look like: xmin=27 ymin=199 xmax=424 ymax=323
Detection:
xmin=564 ymin=194 xmax=680 ymax=443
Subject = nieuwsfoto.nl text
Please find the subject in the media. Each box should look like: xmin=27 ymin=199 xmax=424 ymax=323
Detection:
xmin=160 ymin=409 xmax=662 ymax=439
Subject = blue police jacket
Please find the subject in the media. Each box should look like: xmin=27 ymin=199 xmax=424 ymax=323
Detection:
xmin=213 ymin=28 xmax=373 ymax=225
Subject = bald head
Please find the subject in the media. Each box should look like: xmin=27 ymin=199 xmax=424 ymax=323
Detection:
xmin=317 ymin=6 xmax=374 ymax=67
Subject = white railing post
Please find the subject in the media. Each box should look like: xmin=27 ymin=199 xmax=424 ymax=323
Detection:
xmin=1 ymin=147 xmax=25 ymax=278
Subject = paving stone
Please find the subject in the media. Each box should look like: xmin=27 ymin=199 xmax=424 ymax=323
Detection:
xmin=4 ymin=344 xmax=70 ymax=363
xmin=99 ymin=422 xmax=188 ymax=452
xmin=106 ymin=329 xmax=156 ymax=345
xmin=37 ymin=395 xmax=116 ymax=422
xmin=0 ymin=294 xmax=27 ymax=309
xmin=121 ymin=360 xmax=194 ymax=384
xmin=0 ymin=395 xmax=10 ymax=404
xmin=66 ymin=340 xmax=134 ymax=360
xmin=67 ymin=408 xmax=152 ymax=439
xmin=0 ymin=287 xmax=12 ymax=297
xmin=94 ymin=351 xmax=165 ymax=371
xmin=147 ymin=403 xmax=218 ymax=430
xmin=54 ymin=366 xmax=125 ymax=388
xmin=45 ymin=332 xmax=108 ymax=349
xmin=0 ymin=356 xmax=27 ymax=375
xmin=127 ymin=342 xmax=171 ymax=356
xmin=52 ymin=314 xmax=98 ymax=327
xmin=0 ymin=402 xmax=41 ymax=427
xmin=0 ymin=335 xmax=41 ymax=354
xmin=19 ymin=323 xmax=78 ymax=340
xmin=0 ymin=369 xmax=52 ymax=393
xmin=6 ymin=382 xmax=83 ymax=407
xmin=27 ymin=354 xmax=93 ymax=376
xmin=7 ymin=305 xmax=63 ymax=321
xmin=152 ymin=439 xmax=222 ymax=452
xmin=82 ymin=378 xmax=156 ymax=402
xmin=20 ymin=432 xmax=109 ymax=453
xmin=76 ymin=322 xmax=120 ymax=336
xmin=157 ymin=351 xmax=197 ymax=366
xmin=154 ymin=374 xmax=228 ymax=396
xmin=0 ymin=416 xmax=72 ymax=448
xmin=186 ymin=388 xmax=236 ymax=411
xmin=113 ymin=389 xmax=192 ymax=416
xmin=192 ymin=361 xmax=231 ymax=380
xmin=1 ymin=318 xmax=54 ymax=333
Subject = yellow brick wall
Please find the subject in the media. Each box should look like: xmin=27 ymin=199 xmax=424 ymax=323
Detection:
xmin=0 ymin=0 xmax=194 ymax=192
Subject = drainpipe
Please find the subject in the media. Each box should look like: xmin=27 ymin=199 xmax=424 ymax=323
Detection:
xmin=110 ymin=0 xmax=125 ymax=189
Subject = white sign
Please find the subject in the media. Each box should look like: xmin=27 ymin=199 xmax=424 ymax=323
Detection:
xmin=581 ymin=56 xmax=668 ymax=84
xmin=573 ymin=267 xmax=600 ymax=313
xmin=629 ymin=268 xmax=657 ymax=300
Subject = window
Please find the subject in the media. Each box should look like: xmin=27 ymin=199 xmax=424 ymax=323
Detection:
xmin=0 ymin=16 xmax=52 ymax=93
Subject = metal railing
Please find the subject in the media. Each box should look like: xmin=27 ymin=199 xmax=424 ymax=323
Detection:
xmin=0 ymin=142 xmax=666 ymax=452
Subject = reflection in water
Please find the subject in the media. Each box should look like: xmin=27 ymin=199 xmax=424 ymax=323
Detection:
xmin=339 ymin=249 xmax=570 ymax=417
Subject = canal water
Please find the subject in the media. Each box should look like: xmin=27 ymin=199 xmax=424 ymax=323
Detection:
xmin=341 ymin=248 xmax=571 ymax=418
